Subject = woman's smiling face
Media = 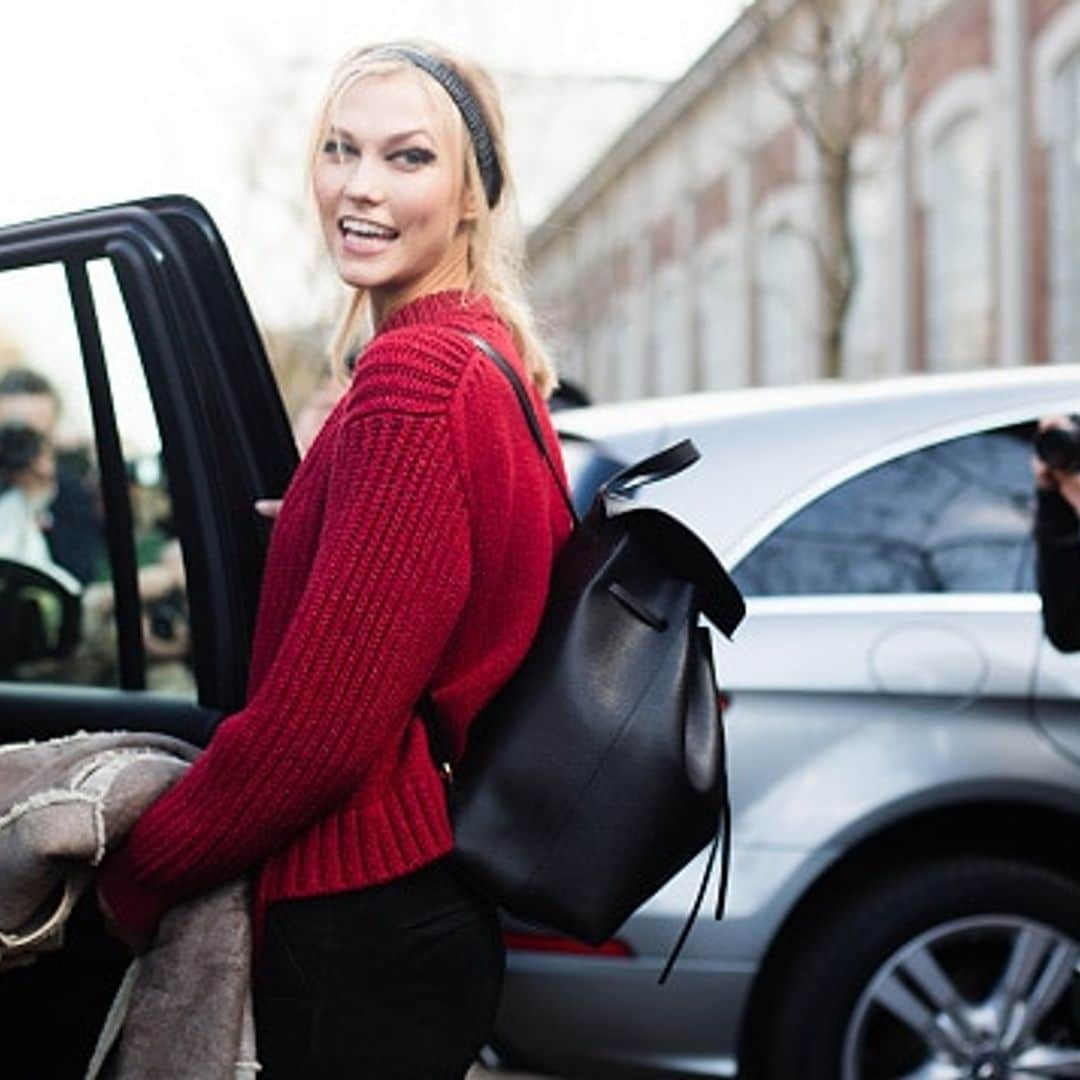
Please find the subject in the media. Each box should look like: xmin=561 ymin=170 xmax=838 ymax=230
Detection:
xmin=313 ymin=68 xmax=474 ymax=313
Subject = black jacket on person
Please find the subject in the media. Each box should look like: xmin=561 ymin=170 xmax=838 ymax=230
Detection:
xmin=1036 ymin=488 xmax=1080 ymax=652
xmin=48 ymin=454 xmax=105 ymax=584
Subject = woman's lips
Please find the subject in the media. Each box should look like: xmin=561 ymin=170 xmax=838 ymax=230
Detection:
xmin=338 ymin=216 xmax=399 ymax=257
xmin=341 ymin=230 xmax=396 ymax=257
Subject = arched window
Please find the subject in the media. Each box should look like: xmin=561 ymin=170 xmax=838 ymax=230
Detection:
xmin=585 ymin=317 xmax=612 ymax=401
xmin=926 ymin=113 xmax=992 ymax=370
xmin=1051 ymin=49 xmax=1080 ymax=364
xmin=757 ymin=223 xmax=811 ymax=385
xmin=613 ymin=292 xmax=645 ymax=401
xmin=652 ymin=267 xmax=692 ymax=396
xmin=843 ymin=175 xmax=887 ymax=379
xmin=699 ymin=245 xmax=746 ymax=390
xmin=565 ymin=331 xmax=587 ymax=393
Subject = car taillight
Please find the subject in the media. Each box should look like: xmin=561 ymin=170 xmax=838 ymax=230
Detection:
xmin=718 ymin=690 xmax=732 ymax=711
xmin=503 ymin=931 xmax=634 ymax=958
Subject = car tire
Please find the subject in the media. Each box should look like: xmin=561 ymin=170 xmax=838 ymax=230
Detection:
xmin=757 ymin=855 xmax=1080 ymax=1080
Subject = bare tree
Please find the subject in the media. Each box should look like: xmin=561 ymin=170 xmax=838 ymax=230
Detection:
xmin=748 ymin=0 xmax=917 ymax=378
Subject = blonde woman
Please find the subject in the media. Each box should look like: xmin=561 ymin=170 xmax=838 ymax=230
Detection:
xmin=98 ymin=42 xmax=572 ymax=1077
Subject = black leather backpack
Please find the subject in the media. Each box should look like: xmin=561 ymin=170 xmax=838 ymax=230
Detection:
xmin=421 ymin=335 xmax=746 ymax=980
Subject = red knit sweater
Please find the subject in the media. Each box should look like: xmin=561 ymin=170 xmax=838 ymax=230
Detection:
xmin=98 ymin=290 xmax=572 ymax=937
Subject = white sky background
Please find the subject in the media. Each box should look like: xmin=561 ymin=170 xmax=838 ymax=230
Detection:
xmin=0 ymin=0 xmax=745 ymax=447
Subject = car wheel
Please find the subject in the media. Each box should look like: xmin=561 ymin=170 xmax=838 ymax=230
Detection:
xmin=759 ymin=856 xmax=1080 ymax=1080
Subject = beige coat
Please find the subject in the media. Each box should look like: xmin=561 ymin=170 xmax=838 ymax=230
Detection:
xmin=0 ymin=730 xmax=257 ymax=1079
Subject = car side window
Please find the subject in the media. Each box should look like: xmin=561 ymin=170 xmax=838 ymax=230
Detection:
xmin=732 ymin=425 xmax=1037 ymax=597
xmin=0 ymin=260 xmax=194 ymax=695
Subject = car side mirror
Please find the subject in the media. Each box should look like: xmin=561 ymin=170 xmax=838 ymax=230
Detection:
xmin=0 ymin=558 xmax=82 ymax=671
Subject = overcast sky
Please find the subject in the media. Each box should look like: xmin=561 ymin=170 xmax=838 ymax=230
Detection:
xmin=3 ymin=1 xmax=745 ymax=224
xmin=1 ymin=0 xmax=745 ymax=445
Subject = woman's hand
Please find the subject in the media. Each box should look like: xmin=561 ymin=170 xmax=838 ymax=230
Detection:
xmin=255 ymin=499 xmax=282 ymax=520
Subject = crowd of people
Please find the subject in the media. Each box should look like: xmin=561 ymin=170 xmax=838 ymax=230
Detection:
xmin=0 ymin=364 xmax=194 ymax=687
xmin=0 ymin=368 xmax=83 ymax=592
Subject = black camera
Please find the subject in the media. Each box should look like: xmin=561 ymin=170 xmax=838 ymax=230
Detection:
xmin=146 ymin=587 xmax=187 ymax=642
xmin=0 ymin=421 xmax=45 ymax=488
xmin=1035 ymin=415 xmax=1080 ymax=474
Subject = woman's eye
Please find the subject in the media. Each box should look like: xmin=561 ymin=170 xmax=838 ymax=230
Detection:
xmin=322 ymin=138 xmax=358 ymax=159
xmin=392 ymin=147 xmax=436 ymax=167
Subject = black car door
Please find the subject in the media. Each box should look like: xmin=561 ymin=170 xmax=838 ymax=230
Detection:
xmin=0 ymin=197 xmax=297 ymax=1076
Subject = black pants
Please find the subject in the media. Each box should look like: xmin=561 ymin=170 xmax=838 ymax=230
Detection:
xmin=253 ymin=858 xmax=505 ymax=1079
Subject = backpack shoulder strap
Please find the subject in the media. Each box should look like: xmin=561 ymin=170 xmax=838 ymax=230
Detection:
xmin=464 ymin=332 xmax=580 ymax=527
xmin=420 ymin=331 xmax=580 ymax=773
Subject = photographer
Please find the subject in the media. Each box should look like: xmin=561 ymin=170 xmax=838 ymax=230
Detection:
xmin=0 ymin=418 xmax=78 ymax=593
xmin=1034 ymin=415 xmax=1080 ymax=651
xmin=0 ymin=366 xmax=104 ymax=585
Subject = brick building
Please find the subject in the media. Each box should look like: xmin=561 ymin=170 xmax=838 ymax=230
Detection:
xmin=527 ymin=0 xmax=1080 ymax=400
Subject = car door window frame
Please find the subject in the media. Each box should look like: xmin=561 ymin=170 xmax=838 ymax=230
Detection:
xmin=0 ymin=199 xmax=296 ymax=714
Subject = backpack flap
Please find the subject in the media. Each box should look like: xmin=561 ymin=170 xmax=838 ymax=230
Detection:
xmin=594 ymin=439 xmax=746 ymax=639
xmin=617 ymin=508 xmax=745 ymax=639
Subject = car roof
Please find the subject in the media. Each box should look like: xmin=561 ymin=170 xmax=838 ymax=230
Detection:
xmin=557 ymin=364 xmax=1080 ymax=566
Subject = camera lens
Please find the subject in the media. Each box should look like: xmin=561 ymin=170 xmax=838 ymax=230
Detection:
xmin=1036 ymin=420 xmax=1080 ymax=474
xmin=0 ymin=422 xmax=45 ymax=486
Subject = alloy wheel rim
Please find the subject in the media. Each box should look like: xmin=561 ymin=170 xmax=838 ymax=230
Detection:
xmin=841 ymin=914 xmax=1080 ymax=1079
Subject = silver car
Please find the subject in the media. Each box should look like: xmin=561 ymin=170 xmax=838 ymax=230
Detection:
xmin=493 ymin=365 xmax=1080 ymax=1080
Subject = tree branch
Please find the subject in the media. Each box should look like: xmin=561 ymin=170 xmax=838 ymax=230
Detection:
xmin=753 ymin=42 xmax=831 ymax=150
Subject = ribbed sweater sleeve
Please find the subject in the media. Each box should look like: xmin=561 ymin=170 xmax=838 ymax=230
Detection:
xmin=97 ymin=339 xmax=472 ymax=930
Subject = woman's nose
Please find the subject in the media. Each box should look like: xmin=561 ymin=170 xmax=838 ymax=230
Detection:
xmin=342 ymin=157 xmax=385 ymax=203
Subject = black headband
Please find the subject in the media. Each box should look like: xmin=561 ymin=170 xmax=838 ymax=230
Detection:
xmin=382 ymin=46 xmax=504 ymax=208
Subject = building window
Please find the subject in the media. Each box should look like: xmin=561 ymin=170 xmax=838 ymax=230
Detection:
xmin=699 ymin=248 xmax=745 ymax=389
xmin=843 ymin=176 xmax=887 ymax=379
xmin=1051 ymin=49 xmax=1080 ymax=365
xmin=587 ymin=317 xmax=614 ymax=401
xmin=566 ymin=332 xmax=587 ymax=393
xmin=652 ymin=268 xmax=692 ymax=396
xmin=926 ymin=113 xmax=992 ymax=370
xmin=613 ymin=293 xmax=645 ymax=401
xmin=757 ymin=224 xmax=811 ymax=385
